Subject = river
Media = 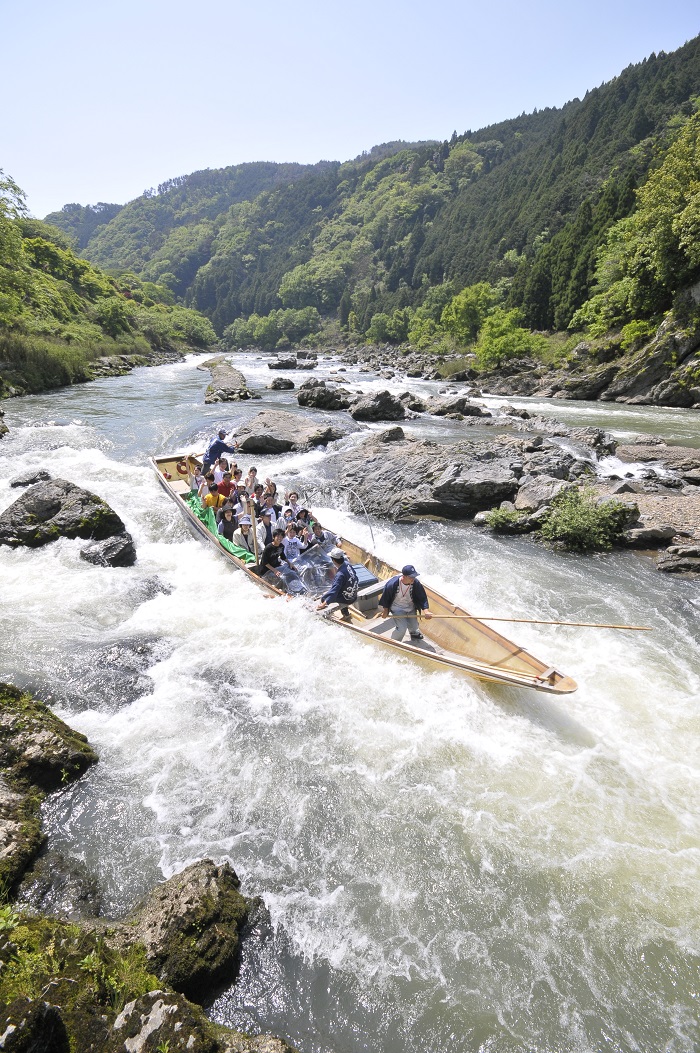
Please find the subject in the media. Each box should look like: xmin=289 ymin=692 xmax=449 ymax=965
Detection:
xmin=1 ymin=354 xmax=699 ymax=1053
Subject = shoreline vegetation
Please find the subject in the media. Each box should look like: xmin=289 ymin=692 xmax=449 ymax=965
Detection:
xmin=0 ymin=682 xmax=298 ymax=1053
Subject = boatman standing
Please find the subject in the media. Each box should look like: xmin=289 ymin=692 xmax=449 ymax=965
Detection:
xmin=202 ymin=429 xmax=238 ymax=473
xmin=379 ymin=565 xmax=432 ymax=641
xmin=317 ymin=548 xmax=359 ymax=621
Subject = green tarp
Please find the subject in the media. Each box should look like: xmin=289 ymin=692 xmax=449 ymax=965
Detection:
xmin=184 ymin=493 xmax=257 ymax=564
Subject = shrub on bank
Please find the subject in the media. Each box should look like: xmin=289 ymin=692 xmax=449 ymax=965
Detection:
xmin=539 ymin=489 xmax=629 ymax=551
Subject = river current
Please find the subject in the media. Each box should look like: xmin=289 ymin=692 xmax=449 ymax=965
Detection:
xmin=1 ymin=354 xmax=699 ymax=1053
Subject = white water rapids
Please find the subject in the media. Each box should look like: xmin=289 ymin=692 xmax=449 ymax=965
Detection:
xmin=1 ymin=355 xmax=699 ymax=1052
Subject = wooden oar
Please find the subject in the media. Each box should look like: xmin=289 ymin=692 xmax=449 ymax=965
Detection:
xmin=390 ymin=614 xmax=651 ymax=631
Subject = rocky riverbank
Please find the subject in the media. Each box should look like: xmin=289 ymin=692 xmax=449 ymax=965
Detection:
xmin=0 ymin=684 xmax=300 ymax=1053
xmin=325 ymin=290 xmax=700 ymax=408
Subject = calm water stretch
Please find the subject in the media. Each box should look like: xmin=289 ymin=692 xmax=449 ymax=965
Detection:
xmin=1 ymin=354 xmax=699 ymax=1053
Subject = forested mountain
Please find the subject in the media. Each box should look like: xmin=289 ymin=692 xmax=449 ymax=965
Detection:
xmin=45 ymin=36 xmax=700 ymax=353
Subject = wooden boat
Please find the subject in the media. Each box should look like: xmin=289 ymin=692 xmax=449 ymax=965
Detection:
xmin=152 ymin=453 xmax=577 ymax=695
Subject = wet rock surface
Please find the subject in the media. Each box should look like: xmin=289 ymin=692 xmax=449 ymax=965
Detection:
xmin=296 ymin=380 xmax=352 ymax=410
xmin=121 ymin=860 xmax=254 ymax=1002
xmin=235 ymin=409 xmax=353 ymax=452
xmin=80 ymin=531 xmax=137 ymax=567
xmin=0 ymin=683 xmax=97 ymax=892
xmin=268 ymin=377 xmax=295 ymax=390
xmin=9 ymin=469 xmax=52 ymax=488
xmin=17 ymin=849 xmax=103 ymax=920
xmin=327 ymin=434 xmax=525 ymax=520
xmin=0 ymin=997 xmax=69 ymax=1053
xmin=0 ymin=479 xmax=126 ymax=549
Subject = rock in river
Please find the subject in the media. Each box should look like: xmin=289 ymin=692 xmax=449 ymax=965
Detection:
xmin=124 ymin=860 xmax=253 ymax=1001
xmin=297 ymin=380 xmax=353 ymax=410
xmin=235 ymin=409 xmax=351 ymax=452
xmin=80 ymin=532 xmax=137 ymax=567
xmin=349 ymin=390 xmax=406 ymax=421
xmin=0 ymin=478 xmax=128 ymax=549
xmin=327 ymin=433 xmax=520 ymax=520
xmin=201 ymin=356 xmax=260 ymax=404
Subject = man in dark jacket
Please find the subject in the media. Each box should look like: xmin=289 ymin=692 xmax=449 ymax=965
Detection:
xmin=317 ymin=548 xmax=359 ymax=620
xmin=379 ymin=565 xmax=432 ymax=641
xmin=202 ymin=429 xmax=238 ymax=472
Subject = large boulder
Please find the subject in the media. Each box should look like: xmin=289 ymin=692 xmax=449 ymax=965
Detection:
xmin=235 ymin=410 xmax=350 ymax=453
xmin=326 ymin=434 xmax=520 ymax=521
xmin=124 ymin=860 xmax=253 ymax=1001
xmin=79 ymin=532 xmax=137 ymax=567
xmin=0 ymin=479 xmax=126 ymax=549
xmin=297 ymin=382 xmax=352 ymax=410
xmin=427 ymin=395 xmax=487 ymax=417
xmin=268 ymin=376 xmax=295 ymax=390
xmin=514 ymin=475 xmax=573 ymax=512
xmin=349 ymin=390 xmax=406 ymax=422
xmin=0 ymin=998 xmax=69 ymax=1053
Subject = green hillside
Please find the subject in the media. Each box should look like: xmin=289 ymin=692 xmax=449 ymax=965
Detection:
xmin=44 ymin=36 xmax=700 ymax=362
xmin=0 ymin=174 xmax=217 ymax=396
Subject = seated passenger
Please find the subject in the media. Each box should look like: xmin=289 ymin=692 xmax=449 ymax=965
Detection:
xmin=260 ymin=529 xmax=288 ymax=577
xmin=282 ymin=523 xmax=308 ymax=562
xmin=295 ymin=508 xmax=311 ymax=530
xmin=286 ymin=491 xmax=302 ymax=519
xmin=260 ymin=493 xmax=282 ymax=523
xmin=379 ymin=565 xmax=433 ymax=641
xmin=257 ymin=509 xmax=274 ymax=548
xmin=218 ymin=471 xmax=234 ymax=498
xmin=232 ymin=515 xmax=257 ymax=556
xmin=188 ymin=464 xmax=204 ymax=495
xmin=316 ymin=548 xmax=359 ymax=619
xmin=306 ymin=521 xmax=339 ymax=552
xmin=217 ymin=507 xmax=237 ymax=542
xmin=204 ymin=483 xmax=227 ymax=511
xmin=245 ymin=467 xmax=259 ymax=491
xmin=213 ymin=458 xmax=229 ymax=485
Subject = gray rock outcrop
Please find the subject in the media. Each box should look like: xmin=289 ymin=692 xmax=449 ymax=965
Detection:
xmin=235 ymin=409 xmax=352 ymax=453
xmin=297 ymin=381 xmax=353 ymax=410
xmin=80 ymin=532 xmax=137 ymax=567
xmin=10 ymin=469 xmax=52 ymax=488
xmin=327 ymin=434 xmax=521 ymax=520
xmin=349 ymin=390 xmax=406 ymax=421
xmin=269 ymin=376 xmax=295 ymax=390
xmin=0 ymin=479 xmax=126 ymax=549
xmin=0 ymin=683 xmax=98 ymax=891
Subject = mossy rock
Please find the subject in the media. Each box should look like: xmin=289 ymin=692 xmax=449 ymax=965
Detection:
xmin=0 ymin=683 xmax=98 ymax=793
xmin=124 ymin=861 xmax=254 ymax=1001
xmin=0 ymin=684 xmax=97 ymax=892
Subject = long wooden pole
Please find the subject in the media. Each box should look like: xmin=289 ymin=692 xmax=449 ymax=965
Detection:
xmin=390 ymin=614 xmax=652 ymax=631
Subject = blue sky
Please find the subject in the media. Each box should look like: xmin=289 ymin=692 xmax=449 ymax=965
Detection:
xmin=2 ymin=0 xmax=698 ymax=218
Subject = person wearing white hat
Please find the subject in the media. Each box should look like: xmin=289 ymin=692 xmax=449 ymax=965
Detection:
xmin=232 ymin=515 xmax=256 ymax=555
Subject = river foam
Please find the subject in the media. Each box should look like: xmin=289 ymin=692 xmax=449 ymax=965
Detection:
xmin=1 ymin=357 xmax=699 ymax=1052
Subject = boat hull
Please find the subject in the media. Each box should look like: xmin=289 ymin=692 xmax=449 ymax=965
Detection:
xmin=152 ymin=453 xmax=577 ymax=695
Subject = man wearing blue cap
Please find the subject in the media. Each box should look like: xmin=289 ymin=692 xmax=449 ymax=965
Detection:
xmin=379 ymin=565 xmax=432 ymax=641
